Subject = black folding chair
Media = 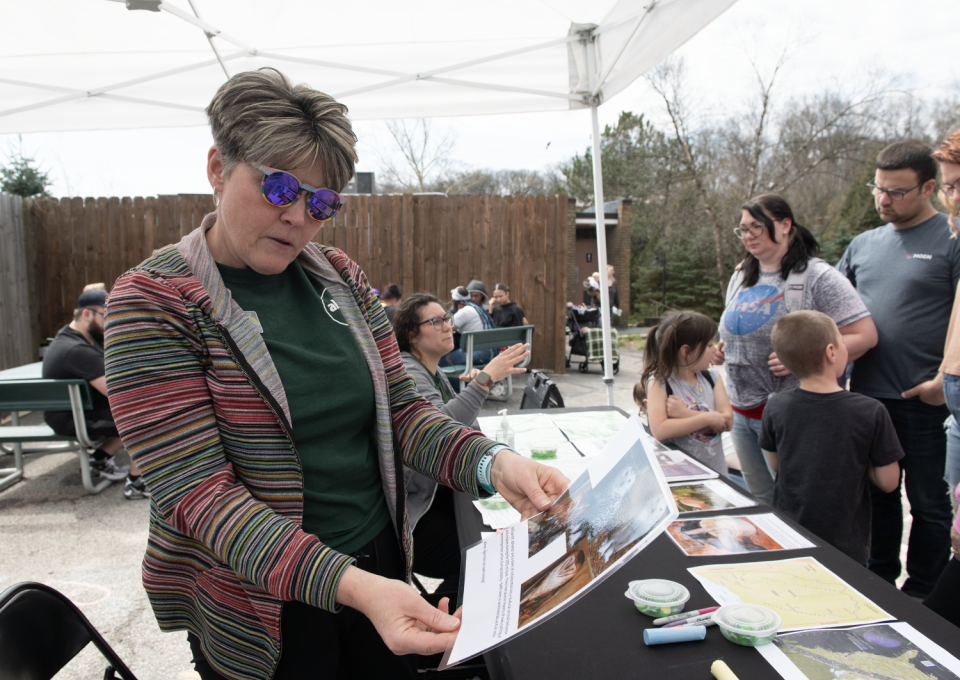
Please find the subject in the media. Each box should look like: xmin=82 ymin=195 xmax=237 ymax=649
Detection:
xmin=0 ymin=581 xmax=138 ymax=680
xmin=519 ymin=370 xmax=565 ymax=409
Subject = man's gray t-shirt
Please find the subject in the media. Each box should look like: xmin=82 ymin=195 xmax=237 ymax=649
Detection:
xmin=837 ymin=213 xmax=960 ymax=400
xmin=719 ymin=261 xmax=870 ymax=409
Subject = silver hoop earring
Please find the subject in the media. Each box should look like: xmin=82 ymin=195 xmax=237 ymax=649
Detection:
xmin=213 ymin=190 xmax=220 ymax=208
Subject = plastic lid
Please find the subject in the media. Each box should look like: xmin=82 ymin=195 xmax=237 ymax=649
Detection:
xmin=625 ymin=580 xmax=690 ymax=607
xmin=713 ymin=604 xmax=782 ymax=636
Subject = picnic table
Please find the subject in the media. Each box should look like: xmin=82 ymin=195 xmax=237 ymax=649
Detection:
xmin=453 ymin=406 xmax=960 ymax=680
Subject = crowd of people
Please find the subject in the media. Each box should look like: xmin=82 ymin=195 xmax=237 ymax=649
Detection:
xmin=637 ymin=133 xmax=960 ymax=626
xmin=36 ymin=65 xmax=960 ymax=679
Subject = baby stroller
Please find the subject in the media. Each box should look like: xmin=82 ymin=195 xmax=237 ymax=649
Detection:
xmin=566 ymin=307 xmax=620 ymax=374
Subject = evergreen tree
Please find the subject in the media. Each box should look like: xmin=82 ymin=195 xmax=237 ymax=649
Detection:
xmin=1 ymin=150 xmax=51 ymax=197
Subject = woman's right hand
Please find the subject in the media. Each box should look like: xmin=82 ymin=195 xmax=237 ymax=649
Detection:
xmin=479 ymin=343 xmax=530 ymax=385
xmin=336 ymin=566 xmax=462 ymax=655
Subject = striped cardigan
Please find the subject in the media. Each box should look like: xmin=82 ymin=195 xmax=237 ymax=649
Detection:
xmin=103 ymin=215 xmax=497 ymax=680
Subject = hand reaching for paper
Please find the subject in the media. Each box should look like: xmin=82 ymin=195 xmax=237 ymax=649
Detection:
xmin=490 ymin=450 xmax=569 ymax=520
xmin=336 ymin=566 xmax=463 ymax=655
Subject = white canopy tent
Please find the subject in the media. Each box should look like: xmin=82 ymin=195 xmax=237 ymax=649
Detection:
xmin=1 ymin=0 xmax=737 ymax=403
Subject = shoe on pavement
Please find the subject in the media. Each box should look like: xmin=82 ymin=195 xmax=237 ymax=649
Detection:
xmin=90 ymin=456 xmax=129 ymax=481
xmin=124 ymin=476 xmax=150 ymax=500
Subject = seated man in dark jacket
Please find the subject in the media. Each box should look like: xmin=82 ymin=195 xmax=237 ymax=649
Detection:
xmin=42 ymin=286 xmax=148 ymax=499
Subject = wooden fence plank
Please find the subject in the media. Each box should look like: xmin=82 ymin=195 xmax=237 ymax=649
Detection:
xmin=401 ymin=195 xmax=414 ymax=297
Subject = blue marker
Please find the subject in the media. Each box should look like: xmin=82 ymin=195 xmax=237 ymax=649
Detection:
xmin=643 ymin=625 xmax=707 ymax=646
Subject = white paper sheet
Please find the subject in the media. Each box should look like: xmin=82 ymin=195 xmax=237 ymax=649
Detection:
xmin=757 ymin=622 xmax=960 ymax=679
xmin=639 ymin=429 xmax=719 ymax=481
xmin=472 ymin=500 xmax=522 ymax=529
xmin=667 ymin=513 xmax=816 ymax=557
xmin=441 ymin=417 xmax=678 ymax=669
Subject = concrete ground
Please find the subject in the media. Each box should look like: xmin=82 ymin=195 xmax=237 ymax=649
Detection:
xmin=0 ymin=345 xmax=914 ymax=678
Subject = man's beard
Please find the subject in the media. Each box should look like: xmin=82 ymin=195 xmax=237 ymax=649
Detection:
xmin=89 ymin=320 xmax=104 ymax=345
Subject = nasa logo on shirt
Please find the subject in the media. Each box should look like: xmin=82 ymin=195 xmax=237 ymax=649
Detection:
xmin=723 ymin=285 xmax=784 ymax=336
xmin=320 ymin=289 xmax=348 ymax=326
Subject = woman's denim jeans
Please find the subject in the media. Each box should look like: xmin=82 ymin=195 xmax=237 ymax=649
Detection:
xmin=942 ymin=373 xmax=960 ymax=501
xmin=729 ymin=412 xmax=776 ymax=505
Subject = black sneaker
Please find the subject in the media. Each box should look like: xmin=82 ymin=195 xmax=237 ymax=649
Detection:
xmin=90 ymin=456 xmax=129 ymax=481
xmin=124 ymin=476 xmax=150 ymax=500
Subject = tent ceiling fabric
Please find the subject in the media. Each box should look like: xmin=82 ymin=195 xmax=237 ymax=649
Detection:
xmin=1 ymin=0 xmax=736 ymax=133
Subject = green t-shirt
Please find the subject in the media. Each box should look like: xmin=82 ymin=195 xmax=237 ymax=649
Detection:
xmin=217 ymin=260 xmax=389 ymax=554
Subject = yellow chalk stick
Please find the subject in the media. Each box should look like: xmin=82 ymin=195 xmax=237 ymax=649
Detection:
xmin=711 ymin=660 xmax=740 ymax=680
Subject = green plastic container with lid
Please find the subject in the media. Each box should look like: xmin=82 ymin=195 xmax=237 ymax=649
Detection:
xmin=713 ymin=604 xmax=782 ymax=646
xmin=530 ymin=446 xmax=558 ymax=460
xmin=478 ymin=493 xmax=510 ymax=510
xmin=624 ymin=579 xmax=690 ymax=617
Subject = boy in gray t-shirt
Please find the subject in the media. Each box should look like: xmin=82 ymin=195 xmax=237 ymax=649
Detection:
xmin=760 ymin=312 xmax=903 ymax=564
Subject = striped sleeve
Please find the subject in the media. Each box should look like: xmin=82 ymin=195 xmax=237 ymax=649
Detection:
xmin=104 ymin=270 xmax=354 ymax=612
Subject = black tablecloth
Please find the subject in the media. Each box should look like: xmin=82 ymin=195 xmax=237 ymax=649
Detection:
xmin=453 ymin=406 xmax=960 ymax=680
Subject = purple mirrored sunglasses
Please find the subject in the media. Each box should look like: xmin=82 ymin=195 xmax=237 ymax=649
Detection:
xmin=254 ymin=164 xmax=345 ymax=222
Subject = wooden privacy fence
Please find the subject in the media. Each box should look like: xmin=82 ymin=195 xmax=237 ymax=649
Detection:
xmin=0 ymin=193 xmax=35 ymax=371
xmin=30 ymin=193 xmax=571 ymax=372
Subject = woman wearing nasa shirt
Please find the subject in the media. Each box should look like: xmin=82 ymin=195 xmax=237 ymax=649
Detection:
xmin=716 ymin=194 xmax=876 ymax=504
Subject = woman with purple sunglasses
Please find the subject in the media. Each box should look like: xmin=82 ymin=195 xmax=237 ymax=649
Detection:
xmin=102 ymin=68 xmax=567 ymax=680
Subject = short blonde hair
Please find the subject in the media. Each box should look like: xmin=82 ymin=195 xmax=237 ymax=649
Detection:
xmin=771 ymin=311 xmax=840 ymax=379
xmin=206 ymin=68 xmax=358 ymax=192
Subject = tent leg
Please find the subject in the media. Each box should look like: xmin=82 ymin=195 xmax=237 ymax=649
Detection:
xmin=589 ymin=102 xmax=615 ymax=407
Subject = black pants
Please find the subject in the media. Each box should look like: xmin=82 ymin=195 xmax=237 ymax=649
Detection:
xmin=187 ymin=523 xmax=417 ymax=680
xmin=412 ymin=486 xmax=463 ymax=601
xmin=869 ymin=399 xmax=953 ymax=598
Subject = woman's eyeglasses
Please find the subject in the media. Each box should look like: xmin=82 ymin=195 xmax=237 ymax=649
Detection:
xmin=254 ymin=164 xmax=345 ymax=222
xmin=419 ymin=314 xmax=454 ymax=331
xmin=733 ymin=222 xmax=765 ymax=239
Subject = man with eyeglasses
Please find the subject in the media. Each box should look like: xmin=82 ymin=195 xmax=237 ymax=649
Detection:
xmin=41 ymin=286 xmax=148 ymax=499
xmin=837 ymin=140 xmax=960 ymax=600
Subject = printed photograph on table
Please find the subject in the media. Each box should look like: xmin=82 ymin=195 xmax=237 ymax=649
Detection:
xmin=670 ymin=480 xmax=757 ymax=513
xmin=757 ymin=622 xmax=960 ymax=679
xmin=689 ymin=557 xmax=893 ymax=631
xmin=667 ymin=514 xmax=815 ymax=556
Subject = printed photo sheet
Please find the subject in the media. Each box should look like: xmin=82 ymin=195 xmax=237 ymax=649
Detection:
xmin=667 ymin=513 xmax=816 ymax=557
xmin=757 ymin=622 xmax=960 ymax=680
xmin=441 ymin=417 xmax=677 ymax=669
xmin=669 ymin=479 xmax=757 ymax=513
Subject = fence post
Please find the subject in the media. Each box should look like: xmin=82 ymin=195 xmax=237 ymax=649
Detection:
xmin=0 ymin=193 xmax=37 ymax=369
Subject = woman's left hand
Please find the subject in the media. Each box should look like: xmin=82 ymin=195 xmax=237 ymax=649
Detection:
xmin=491 ymin=451 xmax=569 ymax=519
xmin=336 ymin=567 xmax=462 ymax=655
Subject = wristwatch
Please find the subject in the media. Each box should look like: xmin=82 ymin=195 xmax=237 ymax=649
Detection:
xmin=475 ymin=371 xmax=494 ymax=389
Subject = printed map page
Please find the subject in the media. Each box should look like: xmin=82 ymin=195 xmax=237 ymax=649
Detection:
xmin=689 ymin=557 xmax=893 ymax=631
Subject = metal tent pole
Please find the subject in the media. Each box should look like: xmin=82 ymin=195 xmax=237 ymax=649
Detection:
xmin=585 ymin=31 xmax=615 ymax=407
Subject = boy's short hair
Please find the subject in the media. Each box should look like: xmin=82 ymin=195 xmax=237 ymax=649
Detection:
xmin=771 ymin=311 xmax=840 ymax=379
xmin=876 ymin=140 xmax=938 ymax=186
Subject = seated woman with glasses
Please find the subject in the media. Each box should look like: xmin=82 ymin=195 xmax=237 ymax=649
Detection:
xmin=103 ymin=68 xmax=566 ymax=680
xmin=713 ymin=193 xmax=877 ymax=505
xmin=393 ymin=293 xmax=530 ymax=598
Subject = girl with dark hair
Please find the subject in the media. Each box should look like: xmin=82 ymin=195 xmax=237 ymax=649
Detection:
xmin=716 ymin=193 xmax=877 ymax=503
xmin=642 ymin=311 xmax=732 ymax=473
xmin=393 ymin=294 xmax=530 ymax=599
xmin=379 ymin=283 xmax=402 ymax=322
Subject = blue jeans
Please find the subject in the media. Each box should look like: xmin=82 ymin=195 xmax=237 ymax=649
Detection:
xmin=730 ymin=412 xmax=776 ymax=505
xmin=942 ymin=374 xmax=960 ymax=498
xmin=870 ymin=398 xmax=953 ymax=598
